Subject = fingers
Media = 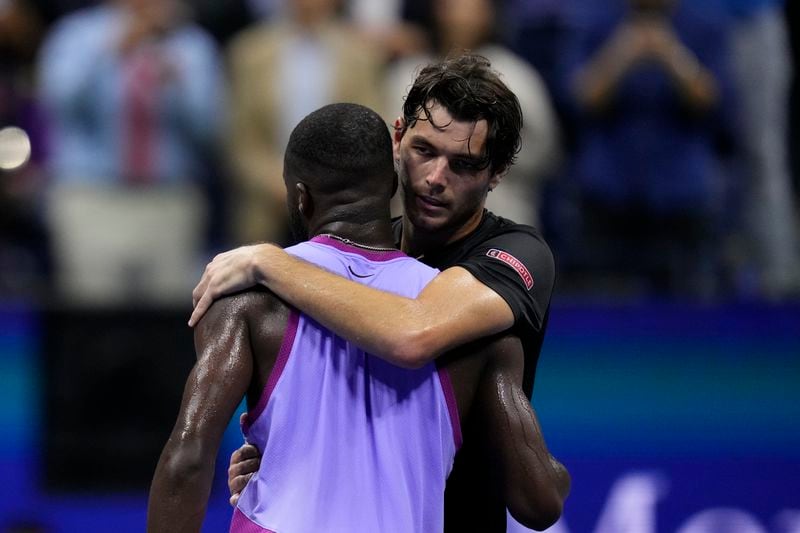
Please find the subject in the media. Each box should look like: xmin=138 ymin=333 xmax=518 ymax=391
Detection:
xmin=193 ymin=256 xmax=221 ymax=307
xmin=228 ymin=442 xmax=259 ymax=507
xmin=189 ymin=260 xmax=223 ymax=326
xmin=228 ymin=444 xmax=261 ymax=480
xmin=192 ymin=250 xmax=232 ymax=307
xmin=188 ymin=292 xmax=212 ymax=327
xmin=229 ymin=441 xmax=255 ymax=462
xmin=192 ymin=275 xmax=207 ymax=308
xmin=238 ymin=443 xmax=261 ymax=460
xmin=188 ymin=246 xmax=257 ymax=327
xmin=229 ymin=457 xmax=261 ymax=478
xmin=228 ymin=473 xmax=254 ymax=507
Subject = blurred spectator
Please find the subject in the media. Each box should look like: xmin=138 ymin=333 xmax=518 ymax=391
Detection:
xmin=561 ymin=0 xmax=736 ymax=298
xmin=384 ymin=0 xmax=561 ymax=227
xmin=345 ymin=0 xmax=428 ymax=61
xmin=725 ymin=0 xmax=800 ymax=298
xmin=226 ymin=0 xmax=384 ymax=246
xmin=37 ymin=0 xmax=226 ymax=306
xmin=0 ymin=0 xmax=50 ymax=298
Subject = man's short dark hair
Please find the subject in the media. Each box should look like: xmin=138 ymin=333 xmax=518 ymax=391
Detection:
xmin=285 ymin=103 xmax=394 ymax=195
xmin=401 ymin=53 xmax=523 ymax=176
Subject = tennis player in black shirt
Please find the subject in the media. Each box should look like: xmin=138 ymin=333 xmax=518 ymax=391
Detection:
xmin=190 ymin=54 xmax=568 ymax=532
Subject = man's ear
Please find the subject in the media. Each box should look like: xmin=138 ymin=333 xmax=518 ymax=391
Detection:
xmin=392 ymin=117 xmax=405 ymax=163
xmin=296 ymin=182 xmax=312 ymax=218
xmin=488 ymin=171 xmax=504 ymax=192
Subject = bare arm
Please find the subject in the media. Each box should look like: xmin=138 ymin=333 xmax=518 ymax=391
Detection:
xmin=147 ymin=297 xmax=254 ymax=532
xmin=190 ymin=244 xmax=515 ymax=369
xmin=477 ymin=336 xmax=570 ymax=530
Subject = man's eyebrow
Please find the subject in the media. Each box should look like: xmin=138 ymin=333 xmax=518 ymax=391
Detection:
xmin=408 ymin=134 xmax=483 ymax=162
xmin=452 ymin=153 xmax=483 ymax=164
xmin=408 ymin=135 xmax=434 ymax=147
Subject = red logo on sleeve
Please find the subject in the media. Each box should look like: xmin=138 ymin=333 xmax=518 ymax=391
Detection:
xmin=486 ymin=249 xmax=534 ymax=290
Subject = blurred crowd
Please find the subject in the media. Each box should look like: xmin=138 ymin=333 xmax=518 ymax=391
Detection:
xmin=1 ymin=0 xmax=798 ymax=305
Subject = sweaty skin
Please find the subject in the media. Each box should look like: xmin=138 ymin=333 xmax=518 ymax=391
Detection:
xmin=190 ymin=86 xmax=566 ymax=530
xmin=153 ymin=290 xmax=568 ymax=532
xmin=189 ymin=106 xmax=517 ymax=367
xmin=147 ymin=290 xmax=287 ymax=532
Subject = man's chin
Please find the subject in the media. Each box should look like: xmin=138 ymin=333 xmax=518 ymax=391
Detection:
xmin=407 ymin=210 xmax=450 ymax=234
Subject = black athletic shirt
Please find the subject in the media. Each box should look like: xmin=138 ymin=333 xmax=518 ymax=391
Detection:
xmin=394 ymin=210 xmax=555 ymax=532
xmin=392 ymin=209 xmax=554 ymax=396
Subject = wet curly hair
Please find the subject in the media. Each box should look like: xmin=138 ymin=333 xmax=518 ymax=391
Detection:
xmin=400 ymin=53 xmax=522 ymax=176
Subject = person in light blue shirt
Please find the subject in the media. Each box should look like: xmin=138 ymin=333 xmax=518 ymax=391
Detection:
xmin=38 ymin=0 xmax=225 ymax=185
xmin=37 ymin=0 xmax=227 ymax=305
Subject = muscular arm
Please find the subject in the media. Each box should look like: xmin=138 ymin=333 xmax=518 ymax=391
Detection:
xmin=147 ymin=297 xmax=255 ymax=532
xmin=191 ymin=244 xmax=515 ymax=369
xmin=477 ymin=336 xmax=570 ymax=530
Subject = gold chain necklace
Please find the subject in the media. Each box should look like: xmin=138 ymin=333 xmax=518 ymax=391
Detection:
xmin=318 ymin=233 xmax=398 ymax=252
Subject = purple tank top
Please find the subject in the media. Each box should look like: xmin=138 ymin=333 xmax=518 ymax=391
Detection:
xmin=230 ymin=235 xmax=462 ymax=533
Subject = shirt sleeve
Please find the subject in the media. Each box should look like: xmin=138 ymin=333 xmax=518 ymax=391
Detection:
xmin=455 ymin=228 xmax=555 ymax=333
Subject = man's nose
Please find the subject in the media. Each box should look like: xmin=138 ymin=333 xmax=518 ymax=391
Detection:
xmin=426 ymin=157 xmax=449 ymax=188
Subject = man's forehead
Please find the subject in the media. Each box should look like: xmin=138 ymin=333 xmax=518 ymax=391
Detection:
xmin=412 ymin=102 xmax=488 ymax=131
xmin=408 ymin=104 xmax=489 ymax=154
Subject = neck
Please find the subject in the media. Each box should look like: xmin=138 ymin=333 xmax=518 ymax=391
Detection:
xmin=312 ymin=220 xmax=396 ymax=250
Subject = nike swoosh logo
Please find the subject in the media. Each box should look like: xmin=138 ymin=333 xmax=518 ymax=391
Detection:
xmin=348 ymin=266 xmax=374 ymax=278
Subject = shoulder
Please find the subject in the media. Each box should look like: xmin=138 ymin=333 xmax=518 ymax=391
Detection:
xmin=201 ymin=287 xmax=287 ymax=331
xmin=390 ymin=255 xmax=440 ymax=292
xmin=453 ymin=213 xmax=555 ymax=330
xmin=472 ymin=212 xmax=554 ymax=266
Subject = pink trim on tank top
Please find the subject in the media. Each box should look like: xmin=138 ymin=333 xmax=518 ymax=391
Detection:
xmin=436 ymin=366 xmax=462 ymax=450
xmin=242 ymin=310 xmax=300 ymax=433
xmin=230 ymin=507 xmax=277 ymax=533
xmin=310 ymin=235 xmax=408 ymax=261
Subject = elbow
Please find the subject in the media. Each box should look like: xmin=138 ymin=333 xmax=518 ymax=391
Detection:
xmin=507 ymin=489 xmax=566 ymax=532
xmin=156 ymin=439 xmax=214 ymax=491
xmin=386 ymin=328 xmax=438 ymax=369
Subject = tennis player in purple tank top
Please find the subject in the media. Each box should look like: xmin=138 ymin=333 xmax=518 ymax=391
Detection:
xmin=230 ymin=236 xmax=453 ymax=532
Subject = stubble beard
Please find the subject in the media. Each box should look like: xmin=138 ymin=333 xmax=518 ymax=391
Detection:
xmin=399 ymin=170 xmax=487 ymax=244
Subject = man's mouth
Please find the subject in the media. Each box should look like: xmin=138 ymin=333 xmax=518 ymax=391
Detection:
xmin=417 ymin=195 xmax=446 ymax=209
